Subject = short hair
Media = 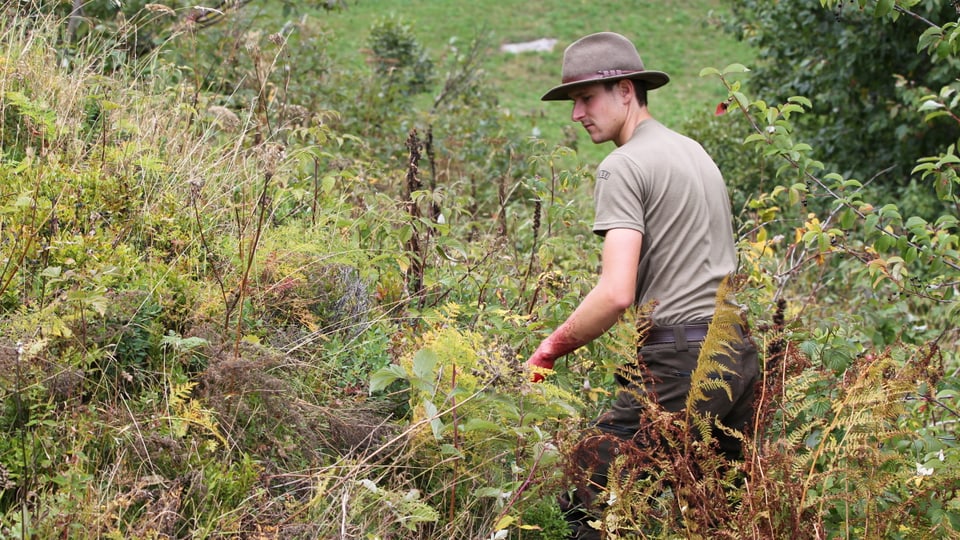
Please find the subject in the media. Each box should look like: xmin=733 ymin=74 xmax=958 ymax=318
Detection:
xmin=604 ymin=79 xmax=648 ymax=106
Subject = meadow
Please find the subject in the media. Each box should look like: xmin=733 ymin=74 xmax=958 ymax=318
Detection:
xmin=317 ymin=0 xmax=753 ymax=164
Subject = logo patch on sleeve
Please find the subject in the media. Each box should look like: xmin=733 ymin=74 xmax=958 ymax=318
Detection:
xmin=597 ymin=169 xmax=610 ymax=180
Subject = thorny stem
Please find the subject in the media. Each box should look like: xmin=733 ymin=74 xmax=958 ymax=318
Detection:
xmin=404 ymin=129 xmax=425 ymax=306
xmin=520 ymin=198 xmax=543 ymax=310
xmin=0 ymin=215 xmax=35 ymax=304
xmin=14 ymin=341 xmax=30 ymax=538
xmin=489 ymin=443 xmax=549 ymax=536
xmin=425 ymin=126 xmax=440 ymax=222
xmin=448 ymin=364 xmax=460 ymax=522
xmin=233 ymin=171 xmax=273 ymax=357
xmin=430 ymin=36 xmax=485 ymax=112
xmin=923 ymin=394 xmax=960 ymax=419
xmin=189 ymin=180 xmax=230 ymax=325
xmin=427 ymin=240 xmax=503 ymax=313
xmin=311 ymin=155 xmax=319 ymax=226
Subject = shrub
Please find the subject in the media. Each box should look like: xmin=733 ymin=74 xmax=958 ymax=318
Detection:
xmin=367 ymin=15 xmax=435 ymax=96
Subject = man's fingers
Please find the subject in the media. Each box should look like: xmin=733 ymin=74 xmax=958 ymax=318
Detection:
xmin=527 ymin=365 xmax=552 ymax=383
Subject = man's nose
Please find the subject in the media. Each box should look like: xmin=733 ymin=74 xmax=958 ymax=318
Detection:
xmin=571 ymin=101 xmax=584 ymax=121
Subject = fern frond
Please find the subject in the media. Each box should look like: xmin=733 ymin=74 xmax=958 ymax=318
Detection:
xmin=686 ymin=276 xmax=744 ymax=413
xmin=167 ymin=379 xmax=227 ymax=446
xmin=169 ymin=380 xmax=198 ymax=409
xmin=783 ymin=418 xmax=825 ymax=449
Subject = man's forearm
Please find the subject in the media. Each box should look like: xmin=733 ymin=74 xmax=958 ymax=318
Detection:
xmin=526 ymin=228 xmax=641 ymax=375
xmin=530 ymin=285 xmax=628 ymax=364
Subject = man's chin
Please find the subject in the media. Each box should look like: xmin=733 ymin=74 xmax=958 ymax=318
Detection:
xmin=588 ymin=133 xmax=608 ymax=144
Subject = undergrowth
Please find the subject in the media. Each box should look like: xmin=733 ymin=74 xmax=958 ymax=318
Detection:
xmin=0 ymin=2 xmax=957 ymax=539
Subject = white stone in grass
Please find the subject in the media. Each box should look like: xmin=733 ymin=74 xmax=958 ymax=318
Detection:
xmin=500 ymin=38 xmax=558 ymax=54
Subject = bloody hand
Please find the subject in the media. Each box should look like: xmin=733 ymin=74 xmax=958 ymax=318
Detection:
xmin=525 ymin=353 xmax=556 ymax=383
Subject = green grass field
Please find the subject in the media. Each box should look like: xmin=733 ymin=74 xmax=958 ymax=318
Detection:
xmin=318 ymin=0 xmax=755 ymax=164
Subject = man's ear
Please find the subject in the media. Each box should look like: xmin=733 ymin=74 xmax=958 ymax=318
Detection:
xmin=617 ymin=79 xmax=634 ymax=102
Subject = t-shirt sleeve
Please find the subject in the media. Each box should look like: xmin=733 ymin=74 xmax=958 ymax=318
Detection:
xmin=592 ymin=153 xmax=646 ymax=236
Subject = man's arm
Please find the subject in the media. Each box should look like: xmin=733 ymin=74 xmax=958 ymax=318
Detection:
xmin=526 ymin=228 xmax=642 ymax=377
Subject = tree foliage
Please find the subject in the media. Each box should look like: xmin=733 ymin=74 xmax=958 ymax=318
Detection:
xmin=723 ymin=0 xmax=960 ymax=195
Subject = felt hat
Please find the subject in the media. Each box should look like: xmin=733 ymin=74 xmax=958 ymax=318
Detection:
xmin=540 ymin=32 xmax=670 ymax=101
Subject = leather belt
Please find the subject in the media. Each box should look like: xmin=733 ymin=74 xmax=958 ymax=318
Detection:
xmin=641 ymin=323 xmax=710 ymax=347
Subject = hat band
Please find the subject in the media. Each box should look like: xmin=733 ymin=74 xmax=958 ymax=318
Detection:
xmin=561 ymin=69 xmax=642 ymax=84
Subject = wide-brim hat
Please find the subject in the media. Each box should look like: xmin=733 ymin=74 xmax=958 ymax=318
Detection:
xmin=541 ymin=32 xmax=670 ymax=101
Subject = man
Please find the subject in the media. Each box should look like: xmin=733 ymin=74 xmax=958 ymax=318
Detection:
xmin=525 ymin=32 xmax=759 ymax=537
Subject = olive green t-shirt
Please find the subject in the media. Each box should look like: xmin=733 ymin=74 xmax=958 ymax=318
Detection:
xmin=592 ymin=119 xmax=736 ymax=326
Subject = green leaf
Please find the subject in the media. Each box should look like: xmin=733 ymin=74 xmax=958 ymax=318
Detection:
xmin=369 ymin=364 xmax=408 ymax=393
xmin=412 ymin=348 xmax=438 ymax=382
xmin=905 ymin=216 xmax=928 ymax=231
xmin=460 ymin=418 xmax=504 ymax=433
xmin=88 ymin=294 xmax=109 ymax=317
xmin=722 ymin=63 xmax=751 ymax=74
xmin=839 ymin=209 xmax=856 ymax=229
xmin=475 ymin=486 xmax=508 ymax=498
xmin=819 ymin=233 xmax=831 ymax=252
xmin=873 ymin=0 xmax=894 ymax=17
xmin=40 ymin=266 xmax=61 ymax=279
xmin=94 ymin=99 xmax=121 ymax=112
xmin=875 ymin=234 xmax=894 ymax=253
xmin=938 ymin=154 xmax=960 ymax=165
xmin=924 ymin=110 xmax=952 ymax=123
xmin=919 ymin=100 xmax=945 ymax=112
xmin=917 ymin=27 xmax=943 ymax=53
xmin=439 ymin=443 xmax=462 ymax=456
xmin=840 ymin=178 xmax=862 ymax=189
xmin=423 ymin=400 xmax=445 ymax=440
xmin=161 ymin=332 xmax=209 ymax=351
xmin=321 ymin=174 xmax=336 ymax=194
xmin=905 ymin=246 xmax=918 ymax=264
xmin=911 ymin=162 xmax=934 ymax=175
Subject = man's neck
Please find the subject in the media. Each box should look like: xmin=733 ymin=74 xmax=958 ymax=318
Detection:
xmin=615 ymin=105 xmax=653 ymax=147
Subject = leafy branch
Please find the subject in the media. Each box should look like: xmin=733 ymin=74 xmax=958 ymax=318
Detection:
xmin=703 ymin=63 xmax=960 ymax=289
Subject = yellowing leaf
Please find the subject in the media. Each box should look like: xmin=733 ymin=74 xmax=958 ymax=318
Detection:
xmin=494 ymin=515 xmax=515 ymax=531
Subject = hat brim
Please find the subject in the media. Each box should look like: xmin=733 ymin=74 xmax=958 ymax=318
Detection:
xmin=540 ymin=71 xmax=670 ymax=101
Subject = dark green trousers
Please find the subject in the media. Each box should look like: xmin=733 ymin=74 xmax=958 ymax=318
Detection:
xmin=562 ymin=328 xmax=759 ymax=539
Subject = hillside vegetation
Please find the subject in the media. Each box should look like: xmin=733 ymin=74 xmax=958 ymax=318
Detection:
xmin=0 ymin=1 xmax=958 ymax=539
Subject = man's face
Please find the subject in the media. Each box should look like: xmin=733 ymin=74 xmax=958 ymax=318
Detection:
xmin=569 ymin=82 xmax=626 ymax=145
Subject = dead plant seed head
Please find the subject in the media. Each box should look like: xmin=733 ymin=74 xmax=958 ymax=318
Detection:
xmin=145 ymin=4 xmax=177 ymax=17
xmin=207 ymin=105 xmax=241 ymax=132
xmin=258 ymin=143 xmax=286 ymax=176
xmin=243 ymin=30 xmax=262 ymax=53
